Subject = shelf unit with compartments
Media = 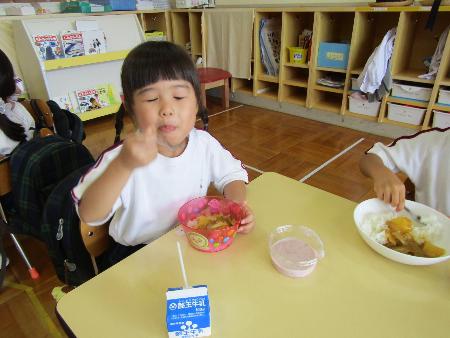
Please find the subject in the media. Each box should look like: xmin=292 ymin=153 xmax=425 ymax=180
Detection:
xmin=170 ymin=9 xmax=205 ymax=65
xmin=234 ymin=6 xmax=450 ymax=131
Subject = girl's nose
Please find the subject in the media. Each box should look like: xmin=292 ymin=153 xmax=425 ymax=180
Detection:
xmin=159 ymin=101 xmax=174 ymax=117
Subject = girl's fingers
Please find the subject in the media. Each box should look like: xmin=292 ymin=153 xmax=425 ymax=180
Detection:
xmin=240 ymin=214 xmax=254 ymax=225
xmin=237 ymin=223 xmax=253 ymax=234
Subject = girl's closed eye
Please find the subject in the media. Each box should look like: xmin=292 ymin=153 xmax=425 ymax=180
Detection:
xmin=174 ymin=96 xmax=185 ymax=100
xmin=146 ymin=97 xmax=158 ymax=102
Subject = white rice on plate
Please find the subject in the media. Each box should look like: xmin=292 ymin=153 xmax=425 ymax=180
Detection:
xmin=361 ymin=212 xmax=443 ymax=245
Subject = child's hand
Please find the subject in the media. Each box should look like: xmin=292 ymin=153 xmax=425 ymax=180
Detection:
xmin=373 ymin=173 xmax=406 ymax=211
xmin=237 ymin=202 xmax=255 ymax=234
xmin=118 ymin=128 xmax=158 ymax=170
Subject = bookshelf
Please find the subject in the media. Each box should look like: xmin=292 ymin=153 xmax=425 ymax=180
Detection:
xmin=141 ymin=11 xmax=172 ymax=42
xmin=308 ymin=11 xmax=354 ymax=112
xmin=253 ymin=11 xmax=282 ymax=100
xmin=170 ymin=9 xmax=205 ymax=64
xmin=13 ymin=14 xmax=144 ymax=121
xmin=279 ymin=10 xmax=314 ymax=104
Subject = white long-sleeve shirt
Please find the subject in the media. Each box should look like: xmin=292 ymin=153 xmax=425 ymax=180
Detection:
xmin=368 ymin=127 xmax=449 ymax=216
xmin=72 ymin=129 xmax=248 ymax=246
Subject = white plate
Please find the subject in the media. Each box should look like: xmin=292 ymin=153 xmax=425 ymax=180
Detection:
xmin=354 ymin=199 xmax=450 ymax=265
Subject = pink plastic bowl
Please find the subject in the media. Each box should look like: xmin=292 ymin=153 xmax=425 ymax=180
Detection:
xmin=178 ymin=197 xmax=244 ymax=252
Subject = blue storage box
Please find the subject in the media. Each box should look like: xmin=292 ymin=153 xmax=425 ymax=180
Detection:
xmin=90 ymin=0 xmax=136 ymax=11
xmin=317 ymin=42 xmax=350 ymax=69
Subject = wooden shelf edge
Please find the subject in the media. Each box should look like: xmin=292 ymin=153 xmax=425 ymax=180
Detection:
xmin=283 ymin=79 xmax=308 ymax=88
xmin=44 ymin=50 xmax=130 ymax=71
xmin=316 ymin=66 xmax=347 ymax=74
xmin=257 ymin=74 xmax=279 ymax=83
xmin=433 ymin=104 xmax=450 ymax=112
xmin=284 ymin=62 xmax=310 ymax=69
xmin=79 ymin=104 xmax=120 ymax=122
xmin=387 ymin=96 xmax=429 ymax=108
xmin=314 ymin=85 xmax=344 ymax=94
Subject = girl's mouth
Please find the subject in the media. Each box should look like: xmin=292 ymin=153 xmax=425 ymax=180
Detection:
xmin=159 ymin=125 xmax=176 ymax=133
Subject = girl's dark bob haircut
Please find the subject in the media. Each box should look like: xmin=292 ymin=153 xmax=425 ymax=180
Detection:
xmin=121 ymin=41 xmax=202 ymax=113
xmin=0 ymin=49 xmax=17 ymax=101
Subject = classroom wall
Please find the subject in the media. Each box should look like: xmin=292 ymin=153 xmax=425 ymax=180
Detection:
xmin=0 ymin=20 xmax=23 ymax=79
xmin=215 ymin=0 xmax=373 ymax=6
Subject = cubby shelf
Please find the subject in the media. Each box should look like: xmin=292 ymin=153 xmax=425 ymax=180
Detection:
xmin=44 ymin=50 xmax=130 ymax=71
xmin=440 ymin=78 xmax=450 ymax=86
xmin=316 ymin=66 xmax=347 ymax=73
xmin=284 ymin=96 xmax=306 ymax=105
xmin=284 ymin=62 xmax=310 ymax=68
xmin=283 ymin=79 xmax=308 ymax=87
xmin=350 ymin=68 xmax=363 ymax=75
xmin=387 ymin=96 xmax=429 ymax=108
xmin=314 ymin=85 xmax=344 ymax=94
xmin=345 ymin=110 xmax=379 ymax=122
xmin=393 ymin=71 xmax=434 ymax=84
xmin=258 ymin=74 xmax=279 ymax=83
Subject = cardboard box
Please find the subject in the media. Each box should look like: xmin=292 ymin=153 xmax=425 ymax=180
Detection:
xmin=317 ymin=42 xmax=350 ymax=69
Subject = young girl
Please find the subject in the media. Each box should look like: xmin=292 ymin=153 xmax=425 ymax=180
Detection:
xmin=0 ymin=49 xmax=35 ymax=156
xmin=73 ymin=41 xmax=255 ymax=267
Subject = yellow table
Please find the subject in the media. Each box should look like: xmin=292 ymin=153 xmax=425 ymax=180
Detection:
xmin=56 ymin=172 xmax=450 ymax=338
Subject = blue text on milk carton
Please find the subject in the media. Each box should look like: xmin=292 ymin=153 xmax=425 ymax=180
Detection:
xmin=166 ymin=285 xmax=211 ymax=338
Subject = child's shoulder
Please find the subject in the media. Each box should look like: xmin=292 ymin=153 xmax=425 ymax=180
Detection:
xmin=94 ymin=142 xmax=123 ymax=165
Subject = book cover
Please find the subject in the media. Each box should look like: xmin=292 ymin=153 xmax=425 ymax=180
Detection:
xmin=32 ymin=33 xmax=64 ymax=61
xmin=82 ymin=30 xmax=107 ymax=55
xmin=96 ymin=83 xmax=119 ymax=106
xmin=61 ymin=30 xmax=85 ymax=58
xmin=52 ymin=94 xmax=75 ymax=113
xmin=75 ymin=88 xmax=108 ymax=113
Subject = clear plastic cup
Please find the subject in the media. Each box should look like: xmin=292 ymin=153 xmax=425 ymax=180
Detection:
xmin=269 ymin=225 xmax=325 ymax=278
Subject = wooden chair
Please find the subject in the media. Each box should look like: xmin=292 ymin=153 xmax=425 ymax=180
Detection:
xmin=0 ymin=156 xmax=39 ymax=279
xmin=197 ymin=67 xmax=232 ymax=110
xmin=80 ymin=220 xmax=110 ymax=275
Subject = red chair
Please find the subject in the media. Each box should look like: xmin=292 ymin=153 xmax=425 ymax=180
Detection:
xmin=197 ymin=67 xmax=232 ymax=109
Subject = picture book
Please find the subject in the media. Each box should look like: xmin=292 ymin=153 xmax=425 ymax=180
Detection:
xmin=32 ymin=33 xmax=64 ymax=61
xmin=96 ymin=83 xmax=119 ymax=106
xmin=74 ymin=83 xmax=118 ymax=113
xmin=82 ymin=30 xmax=107 ymax=55
xmin=61 ymin=30 xmax=85 ymax=58
xmin=75 ymin=88 xmax=104 ymax=113
xmin=51 ymin=94 xmax=75 ymax=113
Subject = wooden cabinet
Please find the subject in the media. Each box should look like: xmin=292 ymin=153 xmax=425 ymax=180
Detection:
xmin=246 ymin=6 xmax=450 ymax=131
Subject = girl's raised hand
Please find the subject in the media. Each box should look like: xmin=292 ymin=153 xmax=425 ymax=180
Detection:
xmin=117 ymin=127 xmax=158 ymax=170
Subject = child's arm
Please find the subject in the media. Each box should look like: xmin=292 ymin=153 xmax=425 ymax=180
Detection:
xmin=224 ymin=180 xmax=255 ymax=234
xmin=359 ymin=153 xmax=405 ymax=211
xmin=78 ymin=128 xmax=158 ymax=223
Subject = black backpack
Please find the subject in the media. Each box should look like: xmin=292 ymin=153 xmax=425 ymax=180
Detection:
xmin=42 ymin=164 xmax=99 ymax=286
xmin=23 ymin=99 xmax=85 ymax=144
xmin=7 ymin=136 xmax=94 ymax=239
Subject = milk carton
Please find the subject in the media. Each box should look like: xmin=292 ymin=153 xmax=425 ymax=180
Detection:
xmin=166 ymin=285 xmax=211 ymax=337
